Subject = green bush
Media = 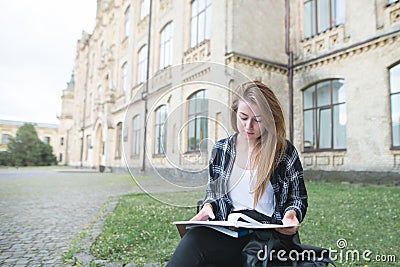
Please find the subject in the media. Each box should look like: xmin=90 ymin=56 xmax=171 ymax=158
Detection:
xmin=5 ymin=123 xmax=57 ymax=166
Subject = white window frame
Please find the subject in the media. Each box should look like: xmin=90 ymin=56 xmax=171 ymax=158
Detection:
xmin=390 ymin=63 xmax=400 ymax=148
xmin=159 ymin=22 xmax=173 ymax=70
xmin=190 ymin=0 xmax=212 ymax=48
xmin=137 ymin=45 xmax=148 ymax=84
xmin=124 ymin=6 xmax=130 ymax=38
xmin=140 ymin=0 xmax=150 ymax=20
xmin=121 ymin=62 xmax=128 ymax=93
xmin=154 ymin=105 xmax=167 ymax=155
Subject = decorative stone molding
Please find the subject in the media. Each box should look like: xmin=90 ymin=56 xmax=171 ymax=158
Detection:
xmin=183 ymin=40 xmax=211 ymax=64
xmin=294 ymin=31 xmax=400 ymax=74
xmin=152 ymin=67 xmax=172 ymax=92
xmin=138 ymin=16 xmax=149 ymax=35
xmin=160 ymin=0 xmax=173 ymax=12
xmin=390 ymin=6 xmax=400 ymax=24
xmin=300 ymin=25 xmax=345 ymax=59
xmin=182 ymin=67 xmax=211 ymax=83
xmin=394 ymin=154 xmax=400 ymax=168
xmin=303 ymin=152 xmax=346 ymax=169
xmin=225 ymin=53 xmax=288 ymax=75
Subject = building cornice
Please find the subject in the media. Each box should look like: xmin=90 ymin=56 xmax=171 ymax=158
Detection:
xmin=225 ymin=52 xmax=288 ymax=75
xmin=293 ymin=29 xmax=400 ymax=73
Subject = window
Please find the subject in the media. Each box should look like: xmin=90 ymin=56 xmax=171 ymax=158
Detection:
xmin=132 ymin=115 xmax=141 ymax=156
xmin=1 ymin=134 xmax=11 ymax=145
xmin=137 ymin=45 xmax=148 ymax=84
xmin=303 ymin=79 xmax=346 ymax=151
xmin=86 ymin=135 xmax=91 ymax=160
xmin=304 ymin=0 xmax=345 ymax=38
xmin=390 ymin=63 xmax=400 ymax=148
xmin=123 ymin=126 xmax=129 ymax=142
xmin=190 ymin=0 xmax=212 ymax=48
xmin=187 ymin=90 xmax=208 ymax=151
xmin=44 ymin=136 xmax=50 ymax=144
xmin=115 ymin=122 xmax=123 ymax=158
xmin=159 ymin=22 xmax=173 ymax=70
xmin=60 ymin=137 xmax=64 ymax=146
xmin=121 ymin=62 xmax=128 ymax=93
xmin=97 ymin=85 xmax=102 ymax=100
xmin=124 ymin=6 xmax=130 ymax=37
xmin=154 ymin=105 xmax=167 ymax=155
xmin=140 ymin=0 xmax=150 ymax=20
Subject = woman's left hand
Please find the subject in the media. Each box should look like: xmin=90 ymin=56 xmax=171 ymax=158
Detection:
xmin=275 ymin=210 xmax=300 ymax=235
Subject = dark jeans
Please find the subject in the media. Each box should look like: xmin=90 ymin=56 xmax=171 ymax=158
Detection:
xmin=167 ymin=227 xmax=252 ymax=267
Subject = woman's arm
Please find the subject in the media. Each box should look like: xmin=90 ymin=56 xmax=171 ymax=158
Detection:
xmin=283 ymin=142 xmax=308 ymax=223
xmin=276 ymin=142 xmax=308 ymax=235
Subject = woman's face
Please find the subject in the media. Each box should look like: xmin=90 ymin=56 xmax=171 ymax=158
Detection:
xmin=236 ymin=100 xmax=263 ymax=142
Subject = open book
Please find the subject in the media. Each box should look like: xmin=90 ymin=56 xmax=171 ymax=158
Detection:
xmin=173 ymin=213 xmax=298 ymax=238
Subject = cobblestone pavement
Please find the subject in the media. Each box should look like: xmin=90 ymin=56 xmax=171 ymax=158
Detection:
xmin=0 ymin=168 xmax=139 ymax=266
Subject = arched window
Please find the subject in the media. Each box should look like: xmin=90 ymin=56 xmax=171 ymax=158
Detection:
xmin=187 ymin=90 xmax=208 ymax=152
xmin=121 ymin=62 xmax=128 ymax=93
xmin=140 ymin=0 xmax=150 ymax=20
xmin=303 ymin=79 xmax=346 ymax=151
xmin=159 ymin=22 xmax=173 ymax=70
xmin=115 ymin=122 xmax=123 ymax=159
xmin=154 ymin=105 xmax=167 ymax=155
xmin=124 ymin=6 xmax=130 ymax=37
xmin=137 ymin=45 xmax=148 ymax=84
xmin=132 ymin=115 xmax=141 ymax=156
xmin=390 ymin=63 xmax=400 ymax=148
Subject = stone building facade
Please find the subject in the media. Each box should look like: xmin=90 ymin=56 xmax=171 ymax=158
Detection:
xmin=0 ymin=119 xmax=59 ymax=159
xmin=59 ymin=0 xmax=400 ymax=175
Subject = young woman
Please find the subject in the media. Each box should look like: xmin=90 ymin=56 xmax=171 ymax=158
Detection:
xmin=167 ymin=81 xmax=308 ymax=267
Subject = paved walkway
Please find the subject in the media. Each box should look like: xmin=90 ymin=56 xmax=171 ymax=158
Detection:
xmin=0 ymin=168 xmax=139 ymax=266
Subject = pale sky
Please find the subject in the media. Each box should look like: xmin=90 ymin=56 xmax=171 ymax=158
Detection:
xmin=0 ymin=1 xmax=97 ymax=124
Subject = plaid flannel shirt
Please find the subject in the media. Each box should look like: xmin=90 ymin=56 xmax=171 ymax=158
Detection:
xmin=204 ymin=133 xmax=308 ymax=223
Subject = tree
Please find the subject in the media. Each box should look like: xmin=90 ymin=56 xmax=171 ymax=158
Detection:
xmin=6 ymin=123 xmax=57 ymax=166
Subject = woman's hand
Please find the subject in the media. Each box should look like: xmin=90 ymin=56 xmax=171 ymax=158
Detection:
xmin=275 ymin=210 xmax=300 ymax=235
xmin=190 ymin=203 xmax=215 ymax=221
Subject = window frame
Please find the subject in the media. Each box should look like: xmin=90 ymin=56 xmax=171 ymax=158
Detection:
xmin=1 ymin=134 xmax=11 ymax=145
xmin=303 ymin=79 xmax=347 ymax=152
xmin=121 ymin=62 xmax=128 ymax=93
xmin=137 ymin=45 xmax=148 ymax=84
xmin=140 ymin=0 xmax=150 ymax=20
xmin=190 ymin=0 xmax=212 ymax=48
xmin=303 ymin=0 xmax=345 ymax=39
xmin=154 ymin=105 xmax=167 ymax=155
xmin=389 ymin=63 xmax=400 ymax=149
xmin=187 ymin=90 xmax=208 ymax=153
xmin=159 ymin=22 xmax=173 ymax=70
xmin=115 ymin=122 xmax=123 ymax=159
xmin=124 ymin=6 xmax=130 ymax=38
xmin=132 ymin=115 xmax=141 ymax=157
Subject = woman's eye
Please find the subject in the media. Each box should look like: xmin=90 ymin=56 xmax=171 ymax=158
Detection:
xmin=240 ymin=117 xmax=248 ymax=121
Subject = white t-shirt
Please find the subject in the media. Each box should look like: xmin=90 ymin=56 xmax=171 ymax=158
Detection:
xmin=227 ymin=163 xmax=275 ymax=216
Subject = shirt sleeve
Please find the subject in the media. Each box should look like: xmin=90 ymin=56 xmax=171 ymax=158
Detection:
xmin=202 ymin=141 xmax=233 ymax=221
xmin=283 ymin=143 xmax=308 ymax=222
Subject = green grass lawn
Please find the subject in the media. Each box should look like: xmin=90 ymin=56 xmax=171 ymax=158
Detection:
xmin=88 ymin=182 xmax=399 ymax=266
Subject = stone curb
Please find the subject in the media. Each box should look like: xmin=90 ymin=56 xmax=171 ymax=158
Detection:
xmin=71 ymin=196 xmax=169 ymax=267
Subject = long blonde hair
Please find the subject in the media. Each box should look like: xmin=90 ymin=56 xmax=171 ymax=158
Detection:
xmin=230 ymin=81 xmax=287 ymax=207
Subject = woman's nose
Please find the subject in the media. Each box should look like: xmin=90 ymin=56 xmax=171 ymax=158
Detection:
xmin=245 ymin=119 xmax=254 ymax=129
